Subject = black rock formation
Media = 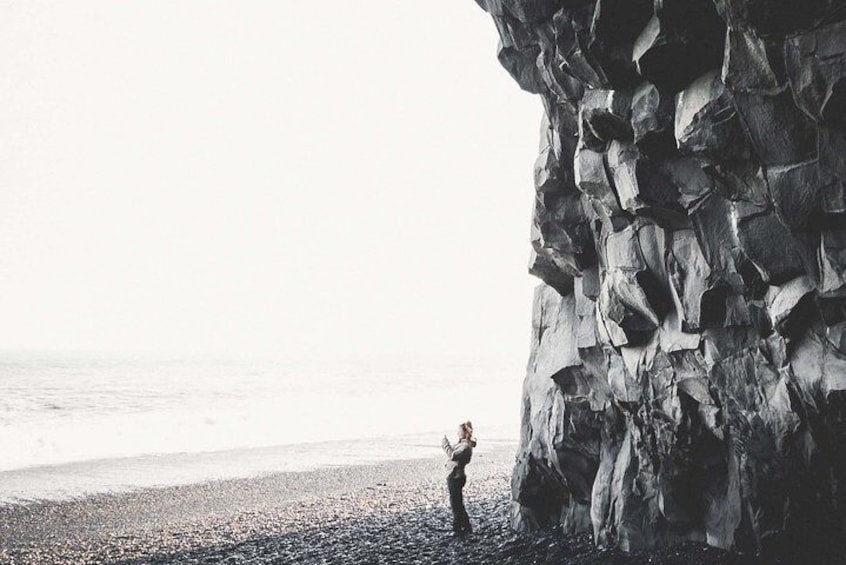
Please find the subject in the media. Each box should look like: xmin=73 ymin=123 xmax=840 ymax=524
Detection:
xmin=474 ymin=0 xmax=846 ymax=558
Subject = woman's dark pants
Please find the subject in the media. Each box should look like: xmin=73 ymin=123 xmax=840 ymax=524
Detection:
xmin=447 ymin=476 xmax=471 ymax=533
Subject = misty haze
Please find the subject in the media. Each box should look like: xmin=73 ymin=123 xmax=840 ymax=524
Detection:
xmin=5 ymin=0 xmax=843 ymax=563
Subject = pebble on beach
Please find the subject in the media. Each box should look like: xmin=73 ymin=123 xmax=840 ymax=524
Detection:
xmin=0 ymin=446 xmax=762 ymax=564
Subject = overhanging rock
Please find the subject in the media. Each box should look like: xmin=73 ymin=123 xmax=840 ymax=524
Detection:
xmin=474 ymin=0 xmax=846 ymax=560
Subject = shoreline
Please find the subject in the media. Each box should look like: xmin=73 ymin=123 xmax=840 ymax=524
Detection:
xmin=0 ymin=432 xmax=519 ymax=505
xmin=0 ymin=443 xmax=760 ymax=564
xmin=0 ymin=443 xmax=517 ymax=564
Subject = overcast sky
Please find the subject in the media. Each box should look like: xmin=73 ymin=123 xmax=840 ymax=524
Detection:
xmin=0 ymin=1 xmax=540 ymax=358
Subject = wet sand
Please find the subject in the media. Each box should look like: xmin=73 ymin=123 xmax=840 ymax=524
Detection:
xmin=0 ymin=443 xmax=761 ymax=564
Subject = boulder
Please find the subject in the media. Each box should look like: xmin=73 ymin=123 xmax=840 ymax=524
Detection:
xmin=579 ymin=88 xmax=633 ymax=146
xmin=785 ymin=20 xmax=846 ymax=124
xmin=573 ymin=143 xmax=621 ymax=215
xmin=674 ymin=71 xmax=750 ymax=164
xmin=531 ymin=191 xmax=595 ymax=279
xmin=605 ymin=141 xmax=685 ymax=224
xmin=497 ymin=40 xmax=545 ymax=94
xmin=529 ymin=249 xmax=575 ymax=296
xmin=721 ymin=30 xmax=782 ymax=94
xmin=733 ymin=207 xmax=807 ymax=284
xmin=730 ymin=89 xmax=817 ymax=167
xmin=687 ymin=192 xmax=740 ymax=276
xmin=666 ymin=230 xmax=712 ymax=332
xmin=764 ymin=276 xmax=816 ymax=336
xmin=596 ymin=225 xmax=675 ymax=346
xmin=554 ymin=7 xmax=610 ymax=89
xmin=766 ymin=160 xmax=822 ymax=229
xmin=659 ymin=157 xmax=712 ymax=210
xmin=630 ymin=81 xmax=675 ymax=156
xmin=598 ymin=269 xmax=660 ymax=346
xmin=535 ymin=111 xmax=579 ymax=194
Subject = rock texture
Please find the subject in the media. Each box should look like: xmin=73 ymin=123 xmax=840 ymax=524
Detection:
xmin=475 ymin=0 xmax=846 ymax=558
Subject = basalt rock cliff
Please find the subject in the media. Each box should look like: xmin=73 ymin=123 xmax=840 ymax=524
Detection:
xmin=474 ymin=0 xmax=846 ymax=558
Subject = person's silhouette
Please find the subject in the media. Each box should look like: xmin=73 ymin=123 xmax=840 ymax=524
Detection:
xmin=441 ymin=421 xmax=477 ymax=536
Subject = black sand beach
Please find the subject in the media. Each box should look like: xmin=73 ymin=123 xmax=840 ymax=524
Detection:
xmin=0 ymin=444 xmax=762 ymax=564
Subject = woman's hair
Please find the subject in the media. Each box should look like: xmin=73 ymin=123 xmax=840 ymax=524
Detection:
xmin=459 ymin=421 xmax=474 ymax=441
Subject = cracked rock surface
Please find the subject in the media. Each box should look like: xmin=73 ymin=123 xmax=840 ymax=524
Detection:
xmin=475 ymin=0 xmax=846 ymax=559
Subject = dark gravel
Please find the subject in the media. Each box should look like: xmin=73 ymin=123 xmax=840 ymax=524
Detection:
xmin=0 ymin=445 xmax=775 ymax=564
xmin=125 ymin=495 xmax=765 ymax=565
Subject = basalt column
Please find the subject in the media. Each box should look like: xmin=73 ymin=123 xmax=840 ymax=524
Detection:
xmin=474 ymin=0 xmax=846 ymax=557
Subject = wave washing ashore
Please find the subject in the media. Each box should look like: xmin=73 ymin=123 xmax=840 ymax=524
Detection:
xmin=0 ymin=351 xmax=521 ymax=503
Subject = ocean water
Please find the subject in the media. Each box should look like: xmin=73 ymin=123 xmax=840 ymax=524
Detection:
xmin=0 ymin=351 xmax=522 ymax=503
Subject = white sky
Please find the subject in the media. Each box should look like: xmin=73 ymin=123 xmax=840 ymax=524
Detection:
xmin=0 ymin=1 xmax=540 ymax=359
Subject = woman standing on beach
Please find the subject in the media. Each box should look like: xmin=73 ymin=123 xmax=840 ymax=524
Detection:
xmin=442 ymin=421 xmax=476 ymax=536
